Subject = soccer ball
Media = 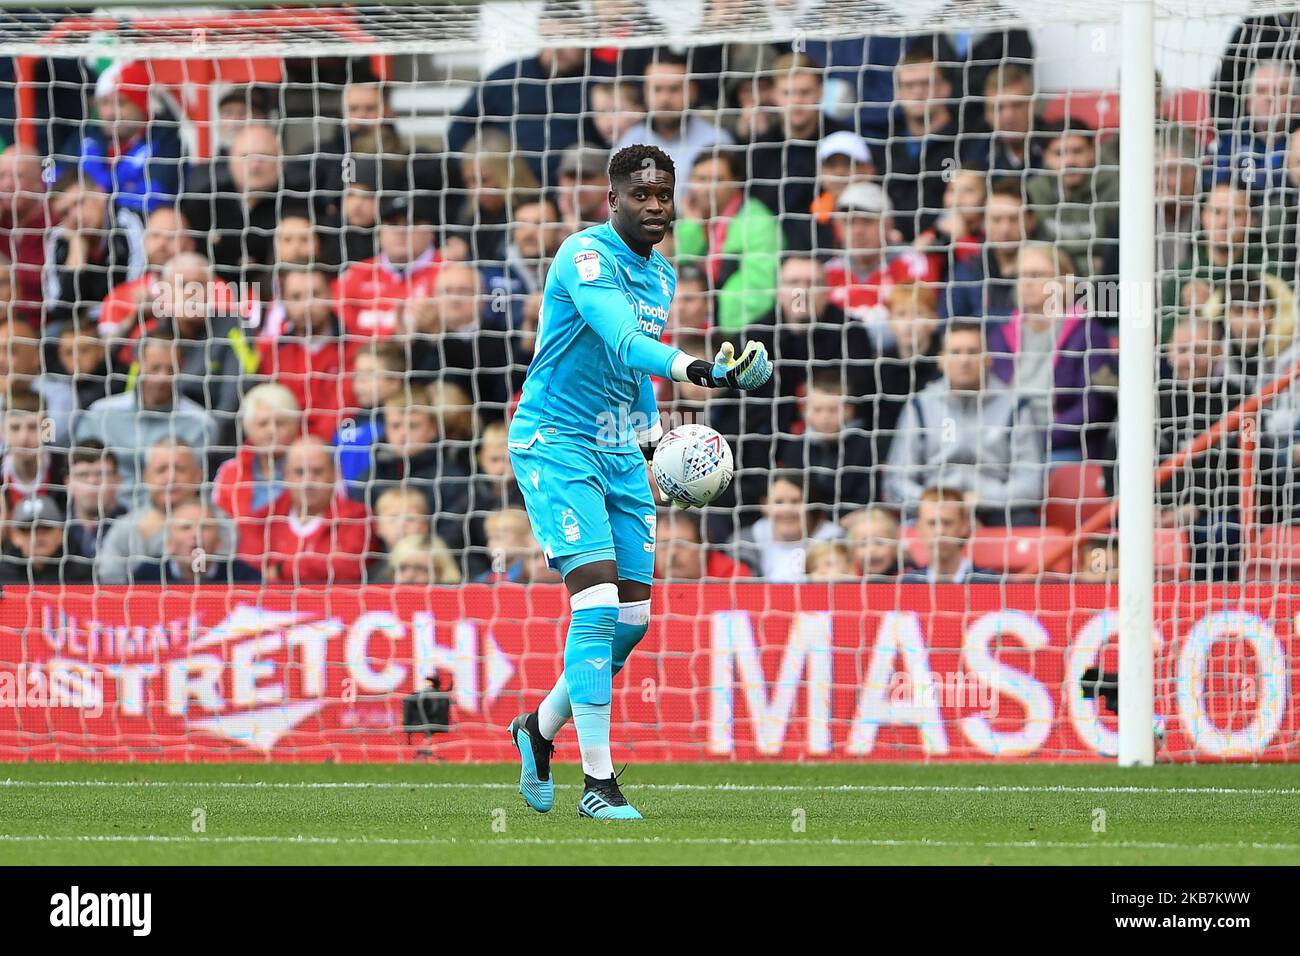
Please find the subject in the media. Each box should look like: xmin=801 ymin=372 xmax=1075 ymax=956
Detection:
xmin=651 ymin=424 xmax=734 ymax=508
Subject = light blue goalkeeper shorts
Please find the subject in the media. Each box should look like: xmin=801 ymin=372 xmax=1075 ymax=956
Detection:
xmin=508 ymin=439 xmax=656 ymax=585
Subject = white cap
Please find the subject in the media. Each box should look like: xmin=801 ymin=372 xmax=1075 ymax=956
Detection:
xmin=835 ymin=181 xmax=891 ymax=216
xmin=817 ymin=131 xmax=872 ymax=166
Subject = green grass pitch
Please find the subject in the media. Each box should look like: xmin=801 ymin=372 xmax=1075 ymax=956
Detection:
xmin=1 ymin=762 xmax=1297 ymax=865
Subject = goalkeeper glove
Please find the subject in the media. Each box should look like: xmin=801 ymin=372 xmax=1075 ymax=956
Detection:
xmin=685 ymin=340 xmax=773 ymax=391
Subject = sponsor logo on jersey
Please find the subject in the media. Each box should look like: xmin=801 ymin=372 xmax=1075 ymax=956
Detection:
xmin=561 ymin=508 xmax=581 ymax=544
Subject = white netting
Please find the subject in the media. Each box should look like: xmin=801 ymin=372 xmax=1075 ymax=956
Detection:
xmin=0 ymin=0 xmax=1296 ymax=763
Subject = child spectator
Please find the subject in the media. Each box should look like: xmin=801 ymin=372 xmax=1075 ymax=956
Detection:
xmin=335 ymin=342 xmax=405 ymax=484
xmin=56 ymin=324 xmax=112 ymax=412
xmin=382 ymin=534 xmax=462 ymax=585
xmin=0 ymin=393 xmax=63 ymax=515
xmin=71 ymin=61 xmax=181 ymax=216
xmin=464 ymin=421 xmax=525 ymax=578
xmin=912 ymin=167 xmax=987 ymax=271
xmin=373 ymin=487 xmax=433 ymax=557
xmin=842 ymin=505 xmax=904 ymax=579
xmin=474 ymin=508 xmax=537 ymax=583
xmin=590 ymin=80 xmax=645 ymax=150
xmin=63 ymin=441 xmax=125 ymax=568
xmin=350 ymin=382 xmax=471 ymax=549
xmin=805 ymin=540 xmax=858 ymax=582
xmin=213 ymin=383 xmax=301 ymax=558
xmin=258 ymin=266 xmax=359 ymax=440
xmin=732 ymin=473 xmax=843 ymax=581
xmin=253 ymin=437 xmax=371 ymax=583
xmin=776 ymin=368 xmax=874 ymax=512
xmin=989 ymin=243 xmax=1118 ymax=464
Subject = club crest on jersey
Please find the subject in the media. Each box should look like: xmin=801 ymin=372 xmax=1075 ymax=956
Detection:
xmin=574 ymin=250 xmax=601 ymax=282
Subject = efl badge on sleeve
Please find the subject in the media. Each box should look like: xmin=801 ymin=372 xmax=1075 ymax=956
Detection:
xmin=574 ymin=251 xmax=601 ymax=282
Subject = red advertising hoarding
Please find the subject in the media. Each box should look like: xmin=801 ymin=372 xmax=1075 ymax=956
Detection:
xmin=0 ymin=584 xmax=1294 ymax=762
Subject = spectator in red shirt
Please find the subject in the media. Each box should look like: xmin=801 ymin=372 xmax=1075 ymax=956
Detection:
xmin=824 ymin=181 xmax=942 ymax=334
xmin=335 ymin=193 xmax=442 ymax=338
xmin=0 ymin=145 xmax=50 ymax=325
xmin=213 ymin=383 xmax=301 ymax=557
xmin=252 ymin=437 xmax=371 ymax=583
xmin=655 ymin=507 xmax=752 ymax=581
xmin=258 ymin=266 xmax=359 ymax=440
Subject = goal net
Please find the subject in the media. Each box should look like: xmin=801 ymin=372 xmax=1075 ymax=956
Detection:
xmin=0 ymin=0 xmax=1295 ymax=764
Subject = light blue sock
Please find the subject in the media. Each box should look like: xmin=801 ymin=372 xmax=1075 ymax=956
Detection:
xmin=538 ymin=600 xmax=650 ymax=740
xmin=563 ymin=587 xmax=619 ymax=778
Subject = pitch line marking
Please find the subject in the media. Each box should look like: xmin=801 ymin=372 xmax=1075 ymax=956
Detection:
xmin=2 ymin=779 xmax=1299 ymax=796
xmin=0 ymin=834 xmax=1298 ymax=852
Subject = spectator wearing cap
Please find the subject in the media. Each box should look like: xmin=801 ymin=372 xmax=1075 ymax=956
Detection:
xmin=747 ymin=53 xmax=851 ymax=252
xmin=132 ymin=499 xmax=262 ymax=584
xmin=446 ymin=1 xmax=614 ymax=184
xmin=823 ymin=181 xmax=942 ymax=341
xmin=675 ymin=149 xmax=780 ymax=333
xmin=885 ymin=48 xmax=986 ymax=243
xmin=611 ymin=52 xmax=733 ymax=208
xmin=0 ymin=317 xmax=75 ymax=447
xmin=181 ymin=123 xmax=293 ymax=291
xmin=808 ymin=131 xmax=876 ymax=246
xmin=73 ymin=328 xmax=217 ymax=510
xmin=67 ymin=61 xmax=181 ymax=216
xmin=335 ymin=189 xmax=442 ymax=338
xmin=0 ymin=145 xmax=51 ymax=324
xmin=1204 ymin=275 xmax=1297 ymax=391
xmin=556 ymin=145 xmax=611 ymax=232
xmin=43 ymin=172 xmax=147 ymax=328
xmin=0 ymin=495 xmax=90 ymax=584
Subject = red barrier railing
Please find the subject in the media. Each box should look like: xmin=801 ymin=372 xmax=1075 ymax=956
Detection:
xmin=1038 ymin=358 xmax=1300 ymax=573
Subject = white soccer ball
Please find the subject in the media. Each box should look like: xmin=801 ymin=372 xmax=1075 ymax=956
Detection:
xmin=652 ymin=424 xmax=734 ymax=508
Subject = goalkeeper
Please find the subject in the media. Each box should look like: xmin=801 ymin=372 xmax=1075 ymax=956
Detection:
xmin=507 ymin=144 xmax=771 ymax=820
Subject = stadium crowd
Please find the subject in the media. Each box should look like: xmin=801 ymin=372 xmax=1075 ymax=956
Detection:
xmin=0 ymin=4 xmax=1297 ymax=585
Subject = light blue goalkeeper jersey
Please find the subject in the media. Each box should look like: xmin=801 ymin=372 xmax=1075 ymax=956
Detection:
xmin=509 ymin=221 xmax=682 ymax=455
